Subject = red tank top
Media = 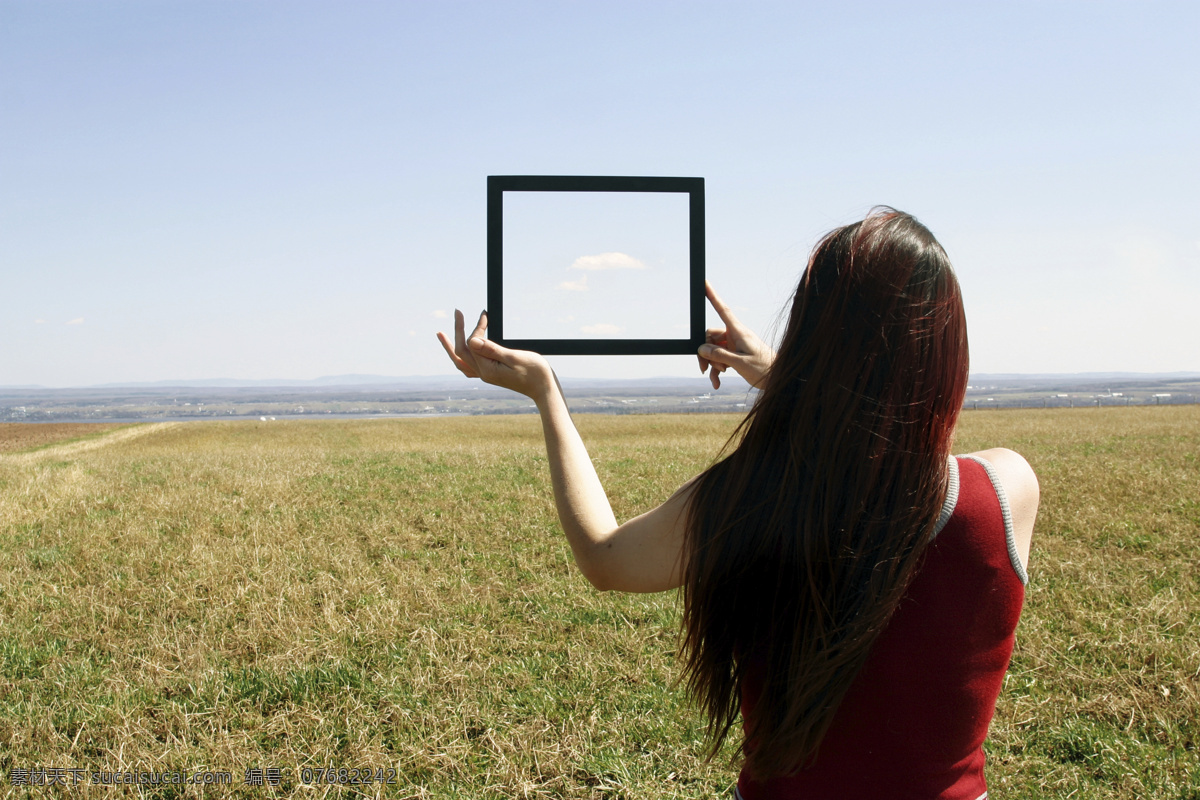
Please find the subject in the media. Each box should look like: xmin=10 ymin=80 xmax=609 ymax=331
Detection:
xmin=737 ymin=456 xmax=1027 ymax=800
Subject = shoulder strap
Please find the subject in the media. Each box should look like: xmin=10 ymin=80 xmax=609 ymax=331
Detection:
xmin=961 ymin=455 xmax=1028 ymax=585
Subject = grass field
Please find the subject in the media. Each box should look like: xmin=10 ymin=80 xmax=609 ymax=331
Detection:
xmin=0 ymin=409 xmax=1196 ymax=798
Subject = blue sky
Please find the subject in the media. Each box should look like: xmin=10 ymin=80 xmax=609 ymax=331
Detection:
xmin=3 ymin=1 xmax=1197 ymax=387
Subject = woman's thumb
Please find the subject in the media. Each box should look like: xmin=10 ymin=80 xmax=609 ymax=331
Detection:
xmin=469 ymin=336 xmax=508 ymax=364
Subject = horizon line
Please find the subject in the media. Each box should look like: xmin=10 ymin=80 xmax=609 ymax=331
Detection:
xmin=4 ymin=369 xmax=1200 ymax=392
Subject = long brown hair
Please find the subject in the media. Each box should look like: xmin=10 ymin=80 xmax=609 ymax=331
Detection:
xmin=681 ymin=208 xmax=969 ymax=778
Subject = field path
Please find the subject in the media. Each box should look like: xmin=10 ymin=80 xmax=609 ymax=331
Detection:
xmin=1 ymin=421 xmax=181 ymax=463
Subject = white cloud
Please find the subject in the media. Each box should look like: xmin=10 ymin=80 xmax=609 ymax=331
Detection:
xmin=35 ymin=319 xmax=47 ymax=324
xmin=432 ymin=309 xmax=448 ymax=318
xmin=409 ymin=330 xmax=417 ymax=336
xmin=66 ymin=318 xmax=84 ymax=325
xmin=559 ymin=275 xmax=588 ymax=291
xmin=570 ymin=252 xmax=646 ymax=271
xmin=580 ymin=323 xmax=623 ymax=335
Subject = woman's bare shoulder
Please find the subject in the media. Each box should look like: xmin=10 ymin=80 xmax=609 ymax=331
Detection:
xmin=964 ymin=448 xmax=1038 ymax=495
xmin=962 ymin=448 xmax=1039 ymax=571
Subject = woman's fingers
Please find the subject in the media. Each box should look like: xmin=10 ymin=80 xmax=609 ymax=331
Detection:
xmin=454 ymin=309 xmax=471 ymax=356
xmin=457 ymin=310 xmax=484 ymax=376
xmin=709 ymin=363 xmax=725 ymax=390
xmin=468 ymin=310 xmax=488 ymax=342
xmin=699 ymin=326 xmax=730 ymax=373
xmin=705 ymin=327 xmax=729 ymax=347
xmin=436 ymin=309 xmax=482 ymax=378
xmin=437 ymin=331 xmax=476 ymax=377
xmin=698 ymin=342 xmax=740 ymax=369
xmin=698 ymin=343 xmax=742 ymax=391
xmin=705 ymin=281 xmax=743 ymax=332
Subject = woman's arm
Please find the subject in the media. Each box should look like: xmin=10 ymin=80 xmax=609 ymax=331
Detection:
xmin=532 ymin=373 xmax=691 ymax=592
xmin=438 ymin=310 xmax=688 ymax=593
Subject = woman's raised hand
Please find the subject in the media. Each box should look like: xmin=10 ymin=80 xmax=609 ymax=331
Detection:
xmin=697 ymin=281 xmax=775 ymax=390
xmin=437 ymin=310 xmax=556 ymax=402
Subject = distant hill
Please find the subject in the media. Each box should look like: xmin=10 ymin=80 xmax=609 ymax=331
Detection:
xmin=970 ymin=372 xmax=1200 ymax=382
xmin=88 ymin=374 xmax=441 ymax=388
xmin=4 ymin=374 xmax=753 ymax=392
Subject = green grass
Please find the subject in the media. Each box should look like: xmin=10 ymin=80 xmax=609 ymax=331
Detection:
xmin=0 ymin=409 xmax=1196 ymax=797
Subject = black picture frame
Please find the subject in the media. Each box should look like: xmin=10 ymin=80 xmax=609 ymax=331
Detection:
xmin=487 ymin=175 xmax=705 ymax=356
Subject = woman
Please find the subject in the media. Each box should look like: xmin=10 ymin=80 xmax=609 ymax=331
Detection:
xmin=438 ymin=208 xmax=1038 ymax=799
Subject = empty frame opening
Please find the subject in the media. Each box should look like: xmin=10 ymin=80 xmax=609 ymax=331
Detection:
xmin=503 ymin=191 xmax=689 ymax=341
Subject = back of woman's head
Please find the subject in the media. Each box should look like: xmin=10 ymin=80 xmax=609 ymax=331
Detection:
xmin=682 ymin=208 xmax=969 ymax=778
xmin=772 ymin=208 xmax=967 ymax=443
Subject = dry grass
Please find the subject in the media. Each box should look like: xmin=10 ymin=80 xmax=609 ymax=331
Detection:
xmin=0 ymin=423 xmax=133 ymax=454
xmin=0 ymin=409 xmax=1196 ymax=797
